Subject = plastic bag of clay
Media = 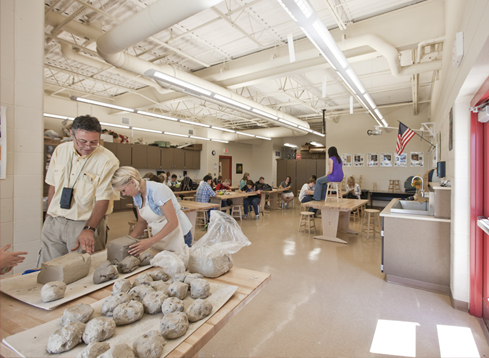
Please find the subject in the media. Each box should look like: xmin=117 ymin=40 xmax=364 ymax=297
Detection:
xmin=150 ymin=251 xmax=186 ymax=278
xmin=188 ymin=211 xmax=251 ymax=278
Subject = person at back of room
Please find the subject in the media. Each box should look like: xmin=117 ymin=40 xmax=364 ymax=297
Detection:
xmin=112 ymin=166 xmax=193 ymax=249
xmin=168 ymin=174 xmax=179 ymax=188
xmin=279 ymin=176 xmax=294 ymax=207
xmin=242 ymin=180 xmax=261 ymax=220
xmin=196 ymin=175 xmax=217 ymax=222
xmin=143 ymin=172 xmax=162 ymax=183
xmin=215 ymin=178 xmax=233 ymax=208
xmin=157 ymin=173 xmax=167 ymax=185
xmin=299 ymin=177 xmax=318 ymax=215
xmin=255 ymin=176 xmax=266 ymax=190
xmin=313 ymin=146 xmax=344 ymax=201
xmin=213 ymin=175 xmax=222 ymax=187
xmin=40 ymin=115 xmax=119 ymax=263
xmin=240 ymin=172 xmax=250 ymax=191
xmin=343 ymin=176 xmax=361 ymax=199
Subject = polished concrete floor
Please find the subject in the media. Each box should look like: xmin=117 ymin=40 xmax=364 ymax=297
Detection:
xmin=108 ymin=203 xmax=489 ymax=357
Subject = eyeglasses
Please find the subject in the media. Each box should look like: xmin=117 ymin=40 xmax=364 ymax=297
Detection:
xmin=73 ymin=135 xmax=99 ymax=149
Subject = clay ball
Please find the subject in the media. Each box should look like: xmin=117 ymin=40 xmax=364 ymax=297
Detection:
xmin=150 ymin=281 xmax=169 ymax=292
xmin=149 ymin=269 xmax=170 ymax=282
xmin=173 ymin=272 xmax=190 ymax=283
xmin=41 ymin=281 xmax=66 ymax=302
xmin=113 ymin=300 xmax=144 ymax=326
xmin=77 ymin=341 xmax=110 ymax=358
xmin=186 ymin=299 xmax=213 ymax=322
xmin=132 ymin=273 xmax=153 ymax=287
xmin=60 ymin=303 xmax=94 ymax=325
xmin=161 ymin=297 xmax=184 ymax=316
xmin=184 ymin=273 xmax=203 ymax=285
xmin=47 ymin=321 xmax=85 ymax=354
xmin=160 ymin=312 xmax=189 ymax=339
xmin=128 ymin=285 xmax=155 ymax=302
xmin=98 ymin=343 xmax=135 ymax=358
xmin=142 ymin=291 xmax=168 ymax=315
xmin=93 ymin=260 xmax=119 ymax=284
xmin=112 ymin=278 xmax=131 ymax=295
xmin=133 ymin=330 xmax=167 ymax=358
xmin=101 ymin=292 xmax=130 ymax=317
xmin=190 ymin=279 xmax=210 ymax=299
xmin=82 ymin=317 xmax=116 ymax=344
xmin=167 ymin=282 xmax=188 ymax=300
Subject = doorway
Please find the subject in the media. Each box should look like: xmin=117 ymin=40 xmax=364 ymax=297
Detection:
xmin=219 ymin=156 xmax=232 ymax=184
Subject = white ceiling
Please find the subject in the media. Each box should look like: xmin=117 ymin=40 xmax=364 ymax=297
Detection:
xmin=43 ymin=0 xmax=443 ymax=132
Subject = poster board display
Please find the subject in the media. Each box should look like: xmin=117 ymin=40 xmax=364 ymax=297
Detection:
xmin=341 ymin=153 xmax=352 ymax=167
xmin=367 ymin=153 xmax=379 ymax=167
xmin=410 ymin=152 xmax=424 ymax=167
xmin=353 ymin=153 xmax=364 ymax=167
xmin=395 ymin=153 xmax=407 ymax=167
xmin=380 ymin=153 xmax=393 ymax=167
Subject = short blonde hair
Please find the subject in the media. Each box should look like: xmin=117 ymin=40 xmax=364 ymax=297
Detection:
xmin=111 ymin=166 xmax=142 ymax=192
xmin=347 ymin=176 xmax=355 ymax=186
xmin=158 ymin=173 xmax=167 ymax=183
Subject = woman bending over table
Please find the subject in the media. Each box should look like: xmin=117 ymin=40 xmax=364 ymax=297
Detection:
xmin=279 ymin=176 xmax=294 ymax=207
xmin=313 ymin=146 xmax=344 ymax=201
xmin=242 ymin=180 xmax=261 ymax=220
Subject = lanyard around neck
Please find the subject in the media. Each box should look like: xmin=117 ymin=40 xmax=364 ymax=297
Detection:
xmin=68 ymin=149 xmax=90 ymax=189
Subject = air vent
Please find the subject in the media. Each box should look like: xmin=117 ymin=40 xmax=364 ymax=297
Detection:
xmin=188 ymin=129 xmax=194 ymax=135
xmin=121 ymin=117 xmax=130 ymax=125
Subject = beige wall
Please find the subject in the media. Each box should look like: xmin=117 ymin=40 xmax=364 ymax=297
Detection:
xmin=0 ymin=0 xmax=44 ymax=274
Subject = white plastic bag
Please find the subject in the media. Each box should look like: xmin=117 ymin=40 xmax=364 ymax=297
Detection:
xmin=150 ymin=251 xmax=185 ymax=277
xmin=188 ymin=211 xmax=251 ymax=277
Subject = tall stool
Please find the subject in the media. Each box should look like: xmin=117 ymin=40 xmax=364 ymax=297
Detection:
xmin=196 ymin=210 xmax=207 ymax=227
xmin=387 ymin=180 xmax=395 ymax=193
xmin=393 ymin=180 xmax=401 ymax=193
xmin=372 ymin=182 xmax=378 ymax=191
xmin=298 ymin=212 xmax=316 ymax=233
xmin=326 ymin=182 xmax=342 ymax=202
xmin=361 ymin=209 xmax=381 ymax=239
xmin=231 ymin=205 xmax=243 ymax=223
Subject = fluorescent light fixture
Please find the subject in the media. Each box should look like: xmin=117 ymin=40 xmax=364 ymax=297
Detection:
xmin=211 ymin=139 xmax=229 ymax=143
xmin=276 ymin=0 xmax=297 ymax=21
xmin=190 ymin=135 xmax=210 ymax=141
xmin=132 ymin=127 xmax=162 ymax=133
xmin=213 ymin=94 xmax=251 ymax=110
xmin=346 ymin=68 xmax=366 ymax=94
xmin=294 ymin=0 xmax=313 ymax=18
xmin=100 ymin=122 xmax=130 ymax=129
xmin=364 ymin=94 xmax=376 ymax=109
xmin=313 ymin=131 xmax=325 ymax=137
xmin=279 ymin=118 xmax=299 ymax=127
xmin=300 ymin=27 xmax=337 ymax=71
xmin=381 ymin=119 xmax=388 ymax=127
xmin=137 ymin=110 xmax=178 ymax=121
xmin=149 ymin=70 xmax=212 ymax=97
xmin=312 ymin=21 xmax=348 ymax=69
xmin=336 ymin=72 xmax=356 ymax=95
xmin=374 ymin=108 xmax=382 ymax=118
xmin=256 ymin=135 xmax=271 ymax=140
xmin=284 ymin=143 xmax=298 ymax=148
xmin=180 ymin=119 xmax=210 ymax=128
xmin=310 ymin=141 xmax=323 ymax=147
xmin=44 ymin=113 xmax=74 ymax=120
xmin=252 ymin=108 xmax=278 ymax=120
xmin=298 ymin=125 xmax=314 ymax=132
xmin=164 ymin=132 xmax=189 ymax=138
xmin=211 ymin=126 xmax=235 ymax=133
xmin=236 ymin=131 xmax=255 ymax=137
xmin=71 ymin=96 xmax=135 ymax=113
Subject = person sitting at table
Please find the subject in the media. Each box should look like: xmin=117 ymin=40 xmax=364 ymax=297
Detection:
xmin=240 ymin=172 xmax=250 ymax=190
xmin=111 ymin=166 xmax=193 ymax=252
xmin=168 ymin=174 xmax=179 ymax=188
xmin=242 ymin=180 xmax=261 ymax=220
xmin=0 ymin=244 xmax=27 ymax=274
xmin=213 ymin=175 xmax=222 ymax=187
xmin=279 ymin=176 xmax=294 ymax=208
xmin=255 ymin=176 xmax=266 ymax=190
xmin=313 ymin=146 xmax=344 ymax=201
xmin=215 ymin=178 xmax=233 ymax=208
xmin=143 ymin=172 xmax=162 ymax=183
xmin=157 ymin=172 xmax=167 ymax=184
xmin=299 ymin=177 xmax=316 ymax=204
xmin=196 ymin=175 xmax=216 ymax=203
xmin=343 ymin=176 xmax=361 ymax=199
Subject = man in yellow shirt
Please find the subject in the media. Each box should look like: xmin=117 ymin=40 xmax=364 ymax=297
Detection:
xmin=40 ymin=115 xmax=119 ymax=263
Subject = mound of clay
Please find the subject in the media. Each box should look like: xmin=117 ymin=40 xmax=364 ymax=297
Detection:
xmin=61 ymin=303 xmax=94 ymax=325
xmin=112 ymin=278 xmax=131 ymax=295
xmin=82 ymin=317 xmax=116 ymax=344
xmin=186 ymin=299 xmax=213 ymax=322
xmin=142 ymin=291 xmax=168 ymax=314
xmin=38 ymin=252 xmax=91 ymax=284
xmin=47 ymin=321 xmax=85 ymax=354
xmin=188 ymin=254 xmax=233 ymax=278
xmin=107 ymin=235 xmax=139 ymax=265
xmin=98 ymin=343 xmax=135 ymax=358
xmin=133 ymin=330 xmax=167 ymax=358
xmin=173 ymin=272 xmax=190 ymax=283
xmin=93 ymin=260 xmax=119 ymax=284
xmin=149 ymin=269 xmax=170 ymax=282
xmin=117 ymin=256 xmax=140 ymax=274
xmin=101 ymin=292 xmax=130 ymax=317
xmin=132 ymin=273 xmax=153 ymax=287
xmin=161 ymin=297 xmax=184 ymax=316
xmin=150 ymin=281 xmax=169 ymax=292
xmin=190 ymin=279 xmax=210 ymax=299
xmin=139 ymin=248 xmax=159 ymax=266
xmin=167 ymin=282 xmax=188 ymax=300
xmin=128 ymin=285 xmax=155 ymax=302
xmin=77 ymin=341 xmax=110 ymax=358
xmin=160 ymin=312 xmax=189 ymax=339
xmin=184 ymin=273 xmax=203 ymax=285
xmin=113 ymin=300 xmax=144 ymax=325
xmin=41 ymin=281 xmax=66 ymax=302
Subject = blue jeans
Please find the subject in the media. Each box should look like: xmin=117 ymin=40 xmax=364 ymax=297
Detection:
xmin=221 ymin=199 xmax=233 ymax=207
xmin=313 ymin=176 xmax=330 ymax=200
xmin=301 ymin=195 xmax=317 ymax=214
xmin=243 ymin=197 xmax=260 ymax=215
xmin=184 ymin=231 xmax=192 ymax=247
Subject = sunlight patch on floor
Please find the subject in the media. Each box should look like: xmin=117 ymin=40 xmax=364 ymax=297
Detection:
xmin=437 ymin=325 xmax=480 ymax=358
xmin=370 ymin=319 xmax=419 ymax=357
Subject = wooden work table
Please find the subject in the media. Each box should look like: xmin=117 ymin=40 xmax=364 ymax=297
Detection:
xmin=180 ymin=201 xmax=220 ymax=239
xmin=0 ymin=267 xmax=271 ymax=358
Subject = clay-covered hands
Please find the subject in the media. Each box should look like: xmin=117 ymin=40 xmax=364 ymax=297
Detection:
xmin=128 ymin=238 xmax=155 ymax=256
xmin=0 ymin=244 xmax=27 ymax=272
xmin=71 ymin=229 xmax=95 ymax=254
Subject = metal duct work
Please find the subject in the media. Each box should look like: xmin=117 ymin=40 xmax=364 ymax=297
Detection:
xmin=222 ymin=127 xmax=309 ymax=141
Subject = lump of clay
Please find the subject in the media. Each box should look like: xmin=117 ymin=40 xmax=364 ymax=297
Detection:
xmin=93 ymin=260 xmax=119 ymax=284
xmin=47 ymin=321 xmax=85 ymax=354
xmin=184 ymin=273 xmax=203 ymax=285
xmin=107 ymin=235 xmax=139 ymax=265
xmin=77 ymin=341 xmax=110 ymax=358
xmin=186 ymin=299 xmax=213 ymax=322
xmin=112 ymin=278 xmax=131 ymax=295
xmin=149 ymin=269 xmax=170 ymax=282
xmin=142 ymin=291 xmax=168 ymax=314
xmin=188 ymin=254 xmax=233 ymax=278
xmin=150 ymin=281 xmax=169 ymax=292
xmin=160 ymin=312 xmax=189 ymax=339
xmin=101 ymin=292 xmax=130 ymax=317
xmin=98 ymin=343 xmax=135 ymax=358
xmin=173 ymin=272 xmax=190 ymax=283
xmin=61 ymin=303 xmax=94 ymax=326
xmin=138 ymin=248 xmax=159 ymax=266
xmin=161 ymin=297 xmax=184 ymax=316
xmin=82 ymin=317 xmax=116 ymax=344
xmin=167 ymin=282 xmax=188 ymax=300
xmin=190 ymin=279 xmax=210 ymax=299
xmin=133 ymin=330 xmax=167 ymax=358
xmin=113 ymin=300 xmax=144 ymax=326
xmin=128 ymin=285 xmax=155 ymax=302
xmin=132 ymin=273 xmax=153 ymax=287
xmin=41 ymin=281 xmax=66 ymax=302
xmin=117 ymin=255 xmax=141 ymax=274
xmin=38 ymin=252 xmax=91 ymax=284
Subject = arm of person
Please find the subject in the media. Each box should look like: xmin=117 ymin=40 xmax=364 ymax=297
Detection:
xmin=129 ymin=207 xmax=148 ymax=239
xmin=128 ymin=201 xmax=179 ymax=256
xmin=327 ymin=158 xmax=333 ymax=175
xmin=71 ymin=200 xmax=109 ymax=254
xmin=44 ymin=185 xmax=55 ymax=220
xmin=305 ymin=189 xmax=314 ymax=195
xmin=0 ymin=244 xmax=27 ymax=272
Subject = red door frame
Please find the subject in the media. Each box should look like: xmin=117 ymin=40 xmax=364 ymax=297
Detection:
xmin=219 ymin=156 xmax=232 ymax=184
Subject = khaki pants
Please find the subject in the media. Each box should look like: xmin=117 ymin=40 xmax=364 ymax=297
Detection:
xmin=40 ymin=216 xmax=107 ymax=263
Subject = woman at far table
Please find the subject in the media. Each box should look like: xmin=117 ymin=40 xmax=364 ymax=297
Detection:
xmin=112 ymin=167 xmax=193 ymax=252
xmin=279 ymin=176 xmax=294 ymax=208
xmin=240 ymin=172 xmax=251 ymax=191
xmin=241 ymin=180 xmax=261 ymax=220
xmin=313 ymin=146 xmax=344 ymax=201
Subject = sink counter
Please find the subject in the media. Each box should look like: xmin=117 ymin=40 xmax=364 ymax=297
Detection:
xmin=381 ymin=199 xmax=451 ymax=223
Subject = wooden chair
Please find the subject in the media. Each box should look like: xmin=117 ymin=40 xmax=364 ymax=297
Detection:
xmin=299 ymin=212 xmax=316 ymax=233
xmin=326 ymin=182 xmax=342 ymax=202
xmin=361 ymin=209 xmax=381 ymax=239
xmin=231 ymin=205 xmax=243 ymax=223
xmin=196 ymin=210 xmax=208 ymax=227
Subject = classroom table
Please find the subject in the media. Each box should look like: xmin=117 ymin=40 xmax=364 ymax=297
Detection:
xmin=259 ymin=188 xmax=286 ymax=212
xmin=302 ymin=199 xmax=368 ymax=244
xmin=0 ymin=267 xmax=271 ymax=358
xmin=181 ymin=201 xmax=220 ymax=239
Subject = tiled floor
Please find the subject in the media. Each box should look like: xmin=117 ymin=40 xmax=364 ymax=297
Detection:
xmin=107 ymin=203 xmax=489 ymax=357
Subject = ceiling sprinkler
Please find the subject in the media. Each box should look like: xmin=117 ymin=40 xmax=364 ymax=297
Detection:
xmin=367 ymin=126 xmax=382 ymax=136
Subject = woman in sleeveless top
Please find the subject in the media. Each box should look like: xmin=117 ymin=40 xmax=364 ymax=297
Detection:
xmin=313 ymin=146 xmax=344 ymax=201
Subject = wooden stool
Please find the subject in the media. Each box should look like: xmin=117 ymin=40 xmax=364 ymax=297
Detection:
xmin=362 ymin=209 xmax=381 ymax=239
xmin=196 ymin=210 xmax=207 ymax=227
xmin=393 ymin=180 xmax=401 ymax=193
xmin=388 ymin=180 xmax=395 ymax=193
xmin=298 ymin=212 xmax=316 ymax=233
xmin=372 ymin=182 xmax=378 ymax=191
xmin=231 ymin=205 xmax=243 ymax=223
xmin=326 ymin=182 xmax=342 ymax=202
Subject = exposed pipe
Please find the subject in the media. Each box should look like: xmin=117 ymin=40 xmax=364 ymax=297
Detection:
xmin=222 ymin=127 xmax=308 ymax=141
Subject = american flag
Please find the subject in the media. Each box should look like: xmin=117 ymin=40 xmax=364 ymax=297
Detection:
xmin=396 ymin=122 xmax=415 ymax=156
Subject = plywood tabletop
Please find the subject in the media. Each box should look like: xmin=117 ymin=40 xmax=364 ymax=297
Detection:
xmin=180 ymin=201 xmax=220 ymax=212
xmin=301 ymin=199 xmax=368 ymax=211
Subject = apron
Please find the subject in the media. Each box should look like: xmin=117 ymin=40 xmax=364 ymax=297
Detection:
xmin=138 ymin=203 xmax=185 ymax=255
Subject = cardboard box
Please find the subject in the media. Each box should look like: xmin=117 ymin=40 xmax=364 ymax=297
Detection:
xmin=301 ymin=145 xmax=310 ymax=151
xmin=186 ymin=144 xmax=202 ymax=151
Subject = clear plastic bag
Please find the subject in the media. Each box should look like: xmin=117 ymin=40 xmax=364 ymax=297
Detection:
xmin=150 ymin=251 xmax=186 ymax=277
xmin=188 ymin=211 xmax=251 ymax=277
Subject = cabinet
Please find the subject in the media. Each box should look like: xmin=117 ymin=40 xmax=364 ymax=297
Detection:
xmin=161 ymin=148 xmax=188 ymax=170
xmin=184 ymin=150 xmax=200 ymax=169
xmin=132 ymin=145 xmax=161 ymax=169
xmin=104 ymin=142 xmax=132 ymax=167
xmin=276 ymin=159 xmax=327 ymax=193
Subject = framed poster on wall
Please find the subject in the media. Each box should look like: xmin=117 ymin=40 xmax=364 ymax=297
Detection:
xmin=367 ymin=153 xmax=379 ymax=167
xmin=354 ymin=153 xmax=364 ymax=167
xmin=395 ymin=153 xmax=407 ymax=167
xmin=236 ymin=163 xmax=243 ymax=174
xmin=0 ymin=106 xmax=6 ymax=179
xmin=341 ymin=153 xmax=352 ymax=167
xmin=380 ymin=153 xmax=393 ymax=167
xmin=410 ymin=152 xmax=424 ymax=167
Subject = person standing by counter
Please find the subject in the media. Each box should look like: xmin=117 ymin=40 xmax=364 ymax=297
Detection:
xmin=40 ymin=115 xmax=119 ymax=263
xmin=313 ymin=146 xmax=344 ymax=201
